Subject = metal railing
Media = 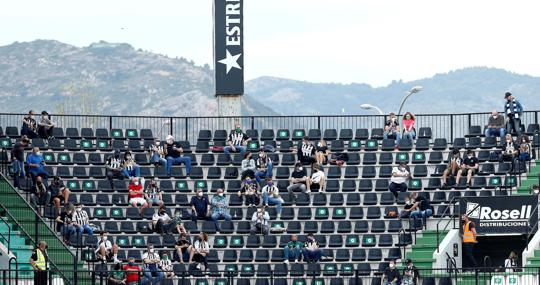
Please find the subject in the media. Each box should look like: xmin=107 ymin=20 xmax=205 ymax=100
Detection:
xmin=435 ymin=198 xmax=461 ymax=252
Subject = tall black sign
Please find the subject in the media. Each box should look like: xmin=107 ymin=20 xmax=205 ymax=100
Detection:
xmin=213 ymin=0 xmax=244 ymax=95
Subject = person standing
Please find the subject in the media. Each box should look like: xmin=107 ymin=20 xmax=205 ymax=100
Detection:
xmin=10 ymin=136 xmax=29 ymax=189
xmin=504 ymin=251 xmax=519 ymax=273
xmin=30 ymin=241 xmax=48 ymax=285
xmin=461 ymin=214 xmax=478 ymax=270
xmin=504 ymin=92 xmax=523 ymax=136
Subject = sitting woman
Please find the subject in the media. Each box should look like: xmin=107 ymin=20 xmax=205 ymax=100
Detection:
xmin=238 ymin=177 xmax=260 ymax=207
xmin=519 ymin=136 xmax=531 ymax=162
xmin=241 ymin=152 xmax=256 ymax=180
xmin=315 ymin=139 xmax=330 ymax=166
xmin=188 ymin=232 xmax=210 ymax=271
xmin=501 ymin=134 xmax=519 ymax=162
xmin=402 ymin=112 xmax=416 ymax=142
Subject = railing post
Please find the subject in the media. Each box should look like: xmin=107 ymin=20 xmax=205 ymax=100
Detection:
xmin=169 ymin=117 xmax=174 ymax=137
xmin=185 ymin=118 xmax=189 ymax=142
xmin=474 ymin=268 xmax=479 ymax=285
xmin=354 ymin=269 xmax=359 ymax=285
xmin=109 ymin=116 xmax=112 ymax=133
xmin=251 ymin=116 xmax=255 ymax=130
xmin=317 ymin=116 xmax=321 ymax=130
xmin=450 ymin=115 xmax=454 ymax=142
xmin=270 ymin=270 xmax=274 ymax=285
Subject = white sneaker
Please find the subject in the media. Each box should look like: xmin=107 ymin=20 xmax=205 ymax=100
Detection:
xmin=113 ymin=257 xmax=121 ymax=263
xmin=294 ymin=259 xmax=298 ymax=264
xmin=305 ymin=190 xmax=311 ymax=194
xmin=284 ymin=260 xmax=289 ymax=264
xmin=196 ymin=263 xmax=201 ymax=270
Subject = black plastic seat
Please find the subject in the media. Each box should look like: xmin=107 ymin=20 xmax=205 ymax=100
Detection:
xmin=214 ymin=130 xmax=228 ymax=141
xmin=324 ymin=129 xmax=338 ymax=141
xmin=308 ymin=129 xmax=322 ymax=140
xmin=355 ymin=129 xmax=369 ymax=140
xmin=339 ymin=129 xmax=353 ymax=140
xmin=432 ymin=138 xmax=447 ymax=150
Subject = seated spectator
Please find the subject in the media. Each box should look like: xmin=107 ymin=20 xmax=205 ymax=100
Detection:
xmin=442 ymin=149 xmax=462 ymax=187
xmin=297 ymin=136 xmax=316 ymax=166
xmin=123 ymin=257 xmax=141 ymax=285
xmin=190 ymin=188 xmax=210 ymax=222
xmin=402 ymin=112 xmax=416 ymax=141
xmin=402 ymin=259 xmax=420 ymax=285
xmin=122 ymin=150 xmax=141 ymax=179
xmin=37 ymin=111 xmax=54 ymax=139
xmin=30 ymin=176 xmax=52 ymax=210
xmin=302 ymin=233 xmax=324 ymax=263
xmin=382 ymin=260 xmax=401 ymax=285
xmin=310 ymin=163 xmax=326 ymax=192
xmin=238 ymin=177 xmax=260 ymax=207
xmin=56 ymin=204 xmax=75 ymax=243
xmin=457 ymin=150 xmax=479 ymax=187
xmin=174 ymin=233 xmax=191 ymax=263
xmin=409 ymin=192 xmax=433 ymax=227
xmin=128 ymin=177 xmax=148 ymax=216
xmin=96 ymin=231 xmax=120 ymax=263
xmin=21 ymin=110 xmax=38 ymax=139
xmin=261 ymin=178 xmax=284 ymax=217
xmin=142 ymin=244 xmax=164 ymax=284
xmin=283 ymin=234 xmax=303 ymax=264
xmin=250 ymin=206 xmax=270 ymax=235
xmin=150 ymin=138 xmax=167 ymax=167
xmin=152 ymin=206 xmax=170 ymax=234
xmin=255 ymin=150 xmax=273 ymax=183
xmin=501 ymin=134 xmax=519 ymax=162
xmin=72 ymin=203 xmax=93 ymax=237
xmin=160 ymin=251 xmax=174 ymax=279
xmin=400 ymin=196 xmax=415 ymax=219
xmin=288 ymin=162 xmax=311 ymax=195
xmin=224 ymin=123 xmax=251 ymax=155
xmin=106 ymin=149 xmax=125 ymax=189
xmin=49 ymin=176 xmax=71 ymax=214
xmin=384 ymin=112 xmax=401 ymax=146
xmin=210 ymin=188 xmax=231 ymax=231
xmin=108 ymin=262 xmax=126 ymax=285
xmin=241 ymin=152 xmax=256 ymax=180
xmin=504 ymin=92 xmax=523 ymax=136
xmin=389 ymin=161 xmax=409 ymax=199
xmin=485 ymin=110 xmax=506 ymax=138
xmin=315 ymin=139 xmax=330 ymax=166
xmin=164 ymin=135 xmax=192 ymax=177
xmin=10 ymin=135 xmax=29 ymax=189
xmin=144 ymin=179 xmax=163 ymax=207
xmin=27 ymin=147 xmax=49 ymax=184
xmin=188 ymin=232 xmax=210 ymax=270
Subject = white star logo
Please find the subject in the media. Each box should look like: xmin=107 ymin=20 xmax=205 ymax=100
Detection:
xmin=218 ymin=49 xmax=242 ymax=74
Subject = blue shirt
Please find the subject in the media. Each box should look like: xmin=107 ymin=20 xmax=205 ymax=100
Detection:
xmin=26 ymin=154 xmax=45 ymax=173
xmin=190 ymin=196 xmax=209 ymax=215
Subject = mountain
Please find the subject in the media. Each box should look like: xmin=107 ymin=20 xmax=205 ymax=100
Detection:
xmin=0 ymin=40 xmax=277 ymax=116
xmin=245 ymin=67 xmax=540 ymax=115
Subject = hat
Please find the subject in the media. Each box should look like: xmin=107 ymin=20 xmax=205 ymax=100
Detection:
xmin=166 ymin=135 xmax=174 ymax=141
xmin=406 ymin=259 xmax=412 ymax=264
xmin=505 ymin=92 xmax=512 ymax=98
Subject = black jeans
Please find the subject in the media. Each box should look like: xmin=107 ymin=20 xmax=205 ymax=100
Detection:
xmin=389 ymin=182 xmax=408 ymax=198
xmin=463 ymin=243 xmax=477 ymax=269
xmin=34 ymin=270 xmax=48 ymax=285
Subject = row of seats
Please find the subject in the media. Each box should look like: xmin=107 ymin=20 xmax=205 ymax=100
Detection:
xmin=0 ymin=126 xmax=154 ymax=140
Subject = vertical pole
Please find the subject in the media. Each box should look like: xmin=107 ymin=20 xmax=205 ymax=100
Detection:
xmin=450 ymin=115 xmax=454 ymax=142
xmin=108 ymin=116 xmax=112 ymax=133
xmin=169 ymin=117 xmax=174 ymax=137
xmin=185 ymin=118 xmax=189 ymax=142
xmin=251 ymin=116 xmax=255 ymax=130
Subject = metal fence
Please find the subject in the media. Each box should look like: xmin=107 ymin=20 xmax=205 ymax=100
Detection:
xmin=1 ymin=111 xmax=539 ymax=143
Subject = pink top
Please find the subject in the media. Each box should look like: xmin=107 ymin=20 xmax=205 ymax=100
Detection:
xmin=402 ymin=119 xmax=415 ymax=132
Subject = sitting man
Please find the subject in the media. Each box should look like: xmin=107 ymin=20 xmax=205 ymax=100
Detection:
xmin=303 ymin=233 xmax=324 ymax=263
xmin=174 ymin=232 xmax=191 ymax=263
xmin=310 ymin=163 xmax=326 ymax=192
xmin=255 ymin=150 xmax=273 ymax=183
xmin=283 ymin=234 xmax=303 ymax=264
xmin=21 ymin=110 xmax=38 ymax=138
xmin=297 ymin=136 xmax=316 ymax=166
xmin=224 ymin=123 xmax=251 ymax=155
xmin=485 ymin=110 xmax=506 ymax=138
xmin=210 ymin=188 xmax=232 ymax=232
xmin=400 ymin=195 xmax=415 ymax=219
xmin=128 ymin=177 xmax=149 ymax=216
xmin=384 ymin=112 xmax=401 ymax=145
xmin=238 ymin=177 xmax=260 ymax=207
xmin=71 ymin=203 xmax=94 ymax=237
xmin=49 ymin=176 xmax=71 ymax=214
xmin=150 ymin=138 xmax=167 ymax=167
xmin=152 ymin=206 xmax=184 ymax=235
xmin=95 ymin=231 xmax=120 ymax=263
xmin=30 ymin=176 xmax=52 ymax=210
xmin=37 ymin=111 xmax=55 ymax=139
xmin=122 ymin=150 xmax=141 ymax=179
xmin=409 ymin=192 xmax=433 ymax=228
xmin=106 ymin=149 xmax=125 ymax=189
xmin=389 ymin=161 xmax=409 ymax=199
xmin=142 ymin=244 xmax=164 ymax=284
xmin=144 ymin=178 xmax=163 ymax=207
xmin=188 ymin=232 xmax=210 ymax=270
xmin=261 ymin=178 xmax=284 ymax=217
xmin=250 ymin=206 xmax=270 ymax=236
xmin=26 ymin=147 xmax=49 ymax=184
xmin=457 ymin=150 xmax=479 ymax=188
xmin=190 ymin=188 xmax=210 ymax=222
xmin=123 ymin=257 xmax=142 ymax=285
xmin=288 ymin=162 xmax=311 ymax=195
xmin=442 ymin=149 xmax=462 ymax=187
xmin=164 ymin=135 xmax=192 ymax=177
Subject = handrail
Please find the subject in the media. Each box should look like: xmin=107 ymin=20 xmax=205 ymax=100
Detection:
xmin=0 ymin=214 xmax=11 ymax=253
xmin=526 ymin=200 xmax=539 ymax=250
xmin=8 ymin=255 xmax=18 ymax=284
xmin=435 ymin=197 xmax=461 ymax=252
xmin=484 ymin=255 xmax=492 ymax=268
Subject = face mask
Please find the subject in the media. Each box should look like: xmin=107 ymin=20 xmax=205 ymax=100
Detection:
xmin=175 ymin=212 xmax=181 ymax=217
xmin=197 ymin=192 xmax=203 ymax=197
xmin=126 ymin=155 xmax=131 ymax=160
xmin=149 ymin=249 xmax=154 ymax=253
xmin=155 ymin=141 xmax=160 ymax=146
xmin=406 ymin=201 xmax=412 ymax=205
xmin=102 ymin=236 xmax=108 ymax=241
xmin=167 ymin=140 xmax=173 ymax=145
xmin=134 ymin=182 xmax=139 ymax=186
xmin=246 ymin=180 xmax=252 ymax=185
xmin=389 ymin=263 xmax=395 ymax=268
xmin=30 ymin=115 xmax=35 ymax=119
xmin=235 ymin=128 xmax=242 ymax=133
xmin=36 ymin=152 xmax=41 ymax=156
xmin=163 ymin=255 xmax=168 ymax=260
xmin=267 ymin=183 xmax=273 ymax=187
xmin=76 ymin=208 xmax=82 ymax=212
xmin=493 ymin=115 xmax=498 ymax=119
xmin=218 ymin=193 xmax=224 ymax=197
xmin=128 ymin=262 xmax=134 ymax=266
xmin=298 ymin=167 xmax=303 ymax=171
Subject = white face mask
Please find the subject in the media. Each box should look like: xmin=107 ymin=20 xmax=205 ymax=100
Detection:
xmin=36 ymin=152 xmax=41 ymax=156
xmin=197 ymin=192 xmax=203 ymax=197
xmin=76 ymin=208 xmax=82 ymax=212
xmin=389 ymin=263 xmax=395 ymax=268
xmin=406 ymin=201 xmax=412 ymax=205
xmin=493 ymin=115 xmax=498 ymax=119
xmin=155 ymin=141 xmax=160 ymax=146
xmin=102 ymin=236 xmax=108 ymax=241
xmin=134 ymin=182 xmax=139 ymax=186
xmin=218 ymin=193 xmax=224 ymax=197
xmin=149 ymin=248 xmax=154 ymax=253
xmin=167 ymin=140 xmax=173 ymax=145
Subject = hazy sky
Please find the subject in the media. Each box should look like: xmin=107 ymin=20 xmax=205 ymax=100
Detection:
xmin=2 ymin=0 xmax=540 ymax=86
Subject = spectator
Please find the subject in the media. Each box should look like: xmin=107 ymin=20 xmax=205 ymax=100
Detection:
xmin=49 ymin=176 xmax=71 ymax=214
xmin=123 ymin=257 xmax=141 ymax=285
xmin=37 ymin=111 xmax=54 ymax=139
xmin=30 ymin=176 xmax=52 ymax=210
xmin=504 ymin=92 xmax=523 ymax=136
xmin=27 ymin=147 xmax=49 ymax=184
xmin=56 ymin=204 xmax=75 ymax=243
xmin=188 ymin=232 xmax=210 ymax=270
xmin=108 ymin=262 xmax=126 ymax=285
xmin=310 ymin=163 xmax=326 ymax=192
xmin=210 ymin=188 xmax=231 ymax=231
xmin=400 ymin=196 xmax=415 ymax=219
xmin=402 ymin=112 xmax=416 ymax=142
xmin=174 ymin=233 xmax=191 ymax=263
xmin=142 ymin=244 xmax=164 ymax=285
xmin=144 ymin=179 xmax=163 ymax=207
xmin=106 ymin=149 xmax=125 ymax=189
xmin=241 ymin=152 xmax=256 ymax=180
xmin=461 ymin=214 xmax=478 ymax=269
xmin=250 ymin=206 xmax=270 ymax=235
xmin=261 ymin=178 xmax=284 ymax=217
xmin=149 ymin=138 xmax=167 ymax=167
xmin=382 ymin=260 xmax=401 ymax=285
xmin=255 ymin=150 xmax=273 ymax=183
xmin=164 ymin=135 xmax=192 ymax=177
xmin=160 ymin=251 xmax=174 ymax=279
xmin=501 ymin=134 xmax=519 ymax=162
xmin=384 ymin=112 xmax=401 ymax=146
xmin=288 ymin=162 xmax=311 ymax=195
xmin=409 ymin=192 xmax=433 ymax=228
xmin=297 ymin=136 xmax=316 ymax=166
xmin=21 ymin=110 xmax=38 ymax=139
xmin=190 ymin=188 xmax=210 ymax=222
xmin=442 ymin=149 xmax=462 ymax=187
xmin=283 ymin=234 xmax=303 ymax=264
xmin=96 ymin=231 xmax=120 ymax=263
xmin=485 ymin=110 xmax=506 ymax=138
xmin=72 ymin=203 xmax=93 ymax=237
xmin=315 ymin=139 xmax=330 ymax=166
xmin=10 ymin=136 xmax=29 ymax=189
xmin=504 ymin=251 xmax=518 ymax=273
xmin=152 ymin=206 xmax=170 ymax=234
xmin=518 ymin=136 xmax=531 ymax=172
xmin=302 ymin=233 xmax=324 ymax=263
xmin=122 ymin=150 xmax=141 ymax=179
xmin=389 ymin=161 xmax=409 ymax=199
xmin=238 ymin=177 xmax=260 ymax=207
xmin=402 ymin=259 xmax=420 ymax=285
xmin=128 ymin=177 xmax=148 ymax=216
xmin=457 ymin=150 xmax=479 ymax=187
xmin=224 ymin=123 xmax=251 ymax=155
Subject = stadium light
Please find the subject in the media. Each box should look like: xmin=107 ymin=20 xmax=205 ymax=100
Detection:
xmin=157 ymin=120 xmax=171 ymax=139
xmin=360 ymin=104 xmax=384 ymax=115
xmin=397 ymin=85 xmax=423 ymax=117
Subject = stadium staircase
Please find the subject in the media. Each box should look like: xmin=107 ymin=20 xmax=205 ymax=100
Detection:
xmin=516 ymin=160 xmax=540 ymax=195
